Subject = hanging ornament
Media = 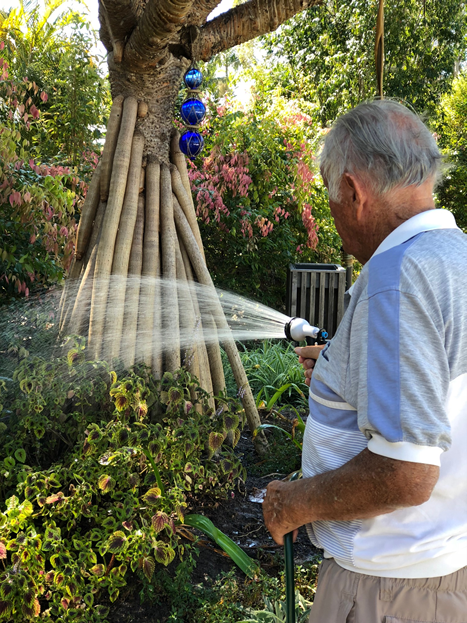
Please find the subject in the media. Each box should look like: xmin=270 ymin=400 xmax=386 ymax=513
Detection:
xmin=179 ymin=131 xmax=205 ymax=159
xmin=180 ymin=97 xmax=206 ymax=126
xmin=179 ymin=64 xmax=205 ymax=160
xmin=184 ymin=67 xmax=203 ymax=90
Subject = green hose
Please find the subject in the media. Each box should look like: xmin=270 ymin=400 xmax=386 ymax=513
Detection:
xmin=284 ymin=471 xmax=300 ymax=623
xmin=284 ymin=531 xmax=295 ymax=623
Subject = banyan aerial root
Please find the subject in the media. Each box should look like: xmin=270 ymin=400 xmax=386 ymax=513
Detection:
xmin=59 ymin=95 xmax=266 ymax=453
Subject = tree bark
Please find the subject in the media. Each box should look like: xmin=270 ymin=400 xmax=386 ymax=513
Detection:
xmin=198 ymin=0 xmax=316 ymax=61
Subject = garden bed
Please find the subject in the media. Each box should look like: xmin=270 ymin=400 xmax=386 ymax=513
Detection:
xmin=107 ymin=424 xmax=321 ymax=623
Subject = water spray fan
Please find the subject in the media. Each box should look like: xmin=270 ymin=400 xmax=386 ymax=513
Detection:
xmin=284 ymin=317 xmax=328 ymax=345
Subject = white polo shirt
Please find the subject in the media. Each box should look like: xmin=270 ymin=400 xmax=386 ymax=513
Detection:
xmin=302 ymin=209 xmax=467 ymax=578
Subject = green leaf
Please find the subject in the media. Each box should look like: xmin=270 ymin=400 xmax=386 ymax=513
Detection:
xmin=90 ymin=564 xmax=105 ymax=577
xmin=98 ymin=474 xmax=115 ymax=493
xmin=143 ymin=487 xmax=162 ymax=505
xmin=14 ymin=449 xmax=26 ymax=463
xmin=153 ymin=542 xmax=175 ymax=566
xmin=143 ymin=449 xmax=165 ymax=495
xmin=184 ymin=514 xmax=259 ymax=579
xmin=254 ymin=424 xmax=302 ymax=450
xmin=266 ymin=384 xmax=292 ymax=410
xmin=4 ymin=457 xmax=15 ymax=470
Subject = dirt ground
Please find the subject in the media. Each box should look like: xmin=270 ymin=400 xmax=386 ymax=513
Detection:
xmin=108 ymin=424 xmax=321 ymax=623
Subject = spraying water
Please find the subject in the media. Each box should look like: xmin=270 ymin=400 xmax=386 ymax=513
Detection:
xmin=1 ymin=277 xmax=307 ymax=378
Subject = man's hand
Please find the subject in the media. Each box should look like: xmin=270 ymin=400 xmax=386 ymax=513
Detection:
xmin=295 ymin=345 xmax=326 ymax=386
xmin=262 ymin=480 xmax=300 ymax=545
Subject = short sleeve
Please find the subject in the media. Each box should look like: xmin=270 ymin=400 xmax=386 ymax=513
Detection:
xmin=350 ymin=276 xmax=451 ymax=467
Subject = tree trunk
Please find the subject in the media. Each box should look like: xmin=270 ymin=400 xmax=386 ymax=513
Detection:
xmin=61 ymin=54 xmax=267 ymax=454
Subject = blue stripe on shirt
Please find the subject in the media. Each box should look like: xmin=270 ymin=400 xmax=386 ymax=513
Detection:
xmin=367 ymin=234 xmax=421 ymax=442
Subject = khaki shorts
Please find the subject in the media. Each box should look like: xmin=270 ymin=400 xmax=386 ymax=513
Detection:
xmin=308 ymin=558 xmax=467 ymax=623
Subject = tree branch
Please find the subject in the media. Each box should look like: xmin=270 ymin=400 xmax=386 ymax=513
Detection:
xmin=198 ymin=0 xmax=320 ymax=62
xmin=100 ymin=0 xmax=138 ymax=62
xmin=186 ymin=0 xmax=225 ymax=26
xmin=124 ymin=0 xmax=197 ymax=69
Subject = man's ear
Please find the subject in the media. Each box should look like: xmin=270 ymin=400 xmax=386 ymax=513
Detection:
xmin=343 ymin=173 xmax=366 ymax=222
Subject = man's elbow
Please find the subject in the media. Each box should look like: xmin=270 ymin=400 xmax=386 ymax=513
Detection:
xmin=390 ymin=462 xmax=440 ymax=508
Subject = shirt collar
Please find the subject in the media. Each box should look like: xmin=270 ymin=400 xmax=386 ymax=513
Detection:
xmin=347 ymin=209 xmax=459 ymax=295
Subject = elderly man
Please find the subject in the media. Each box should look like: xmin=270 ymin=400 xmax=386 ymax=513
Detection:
xmin=262 ymin=100 xmax=467 ymax=622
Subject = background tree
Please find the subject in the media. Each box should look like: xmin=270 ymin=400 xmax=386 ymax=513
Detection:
xmin=263 ymin=0 xmax=467 ymax=125
xmin=190 ymin=71 xmax=340 ymax=309
xmin=436 ymin=72 xmax=467 ymax=232
xmin=0 ymin=1 xmax=109 ymax=297
xmin=0 ymin=0 xmax=110 ymax=165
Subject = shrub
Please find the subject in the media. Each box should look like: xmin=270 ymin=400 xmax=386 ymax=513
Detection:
xmin=223 ymin=341 xmax=308 ymax=410
xmin=187 ymin=83 xmax=341 ymax=310
xmin=0 ymin=50 xmax=92 ymax=298
xmin=0 ymin=341 xmax=245 ymax=622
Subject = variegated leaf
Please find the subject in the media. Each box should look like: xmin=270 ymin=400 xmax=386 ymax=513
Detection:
xmin=106 ymin=531 xmax=127 ymax=554
xmin=143 ymin=487 xmax=161 ymax=505
xmin=142 ymin=556 xmax=155 ymax=581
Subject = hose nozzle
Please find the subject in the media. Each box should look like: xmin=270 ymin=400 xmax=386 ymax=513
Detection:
xmin=284 ymin=317 xmax=328 ymax=344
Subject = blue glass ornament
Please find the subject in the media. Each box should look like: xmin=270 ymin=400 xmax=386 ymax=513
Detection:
xmin=179 ymin=131 xmax=204 ymax=159
xmin=184 ymin=67 xmax=203 ymax=90
xmin=180 ymin=98 xmax=206 ymax=126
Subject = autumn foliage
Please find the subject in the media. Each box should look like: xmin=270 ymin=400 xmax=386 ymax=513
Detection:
xmin=0 ymin=47 xmax=95 ymax=297
xmin=186 ymin=90 xmax=337 ymax=308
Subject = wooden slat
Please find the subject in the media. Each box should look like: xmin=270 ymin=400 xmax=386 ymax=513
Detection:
xmin=300 ymin=271 xmax=308 ymax=320
xmin=309 ymin=272 xmax=316 ymax=326
xmin=290 ymin=270 xmax=299 ymax=317
xmin=337 ymin=272 xmax=346 ymax=327
xmin=327 ymin=272 xmax=335 ymax=336
xmin=318 ymin=272 xmax=326 ymax=328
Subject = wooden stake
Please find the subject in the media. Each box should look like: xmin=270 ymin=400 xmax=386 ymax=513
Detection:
xmin=105 ymin=133 xmax=145 ymax=361
xmin=68 ymin=242 xmax=99 ymax=337
xmin=58 ymin=257 xmax=83 ymax=334
xmin=203 ymin=313 xmax=226 ymax=397
xmin=75 ymin=162 xmax=102 ymax=261
xmin=179 ymin=236 xmax=225 ymax=397
xmin=82 ymin=200 xmax=107 ymax=271
xmin=172 ymin=198 xmax=267 ymax=454
xmin=171 ymin=168 xmax=205 ymax=260
xmin=170 ymin=129 xmax=192 ymax=199
xmin=175 ymin=244 xmax=201 ymax=382
xmin=100 ymin=95 xmax=124 ymax=202
xmin=160 ymin=164 xmax=180 ymax=372
xmin=121 ymin=196 xmax=145 ymax=368
xmin=88 ymin=96 xmax=138 ymax=359
xmin=138 ymin=159 xmax=160 ymax=369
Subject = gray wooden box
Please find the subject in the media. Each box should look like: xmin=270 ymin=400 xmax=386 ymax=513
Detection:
xmin=286 ymin=263 xmax=346 ymax=338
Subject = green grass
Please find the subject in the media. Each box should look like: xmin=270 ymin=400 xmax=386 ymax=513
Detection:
xmin=223 ymin=340 xmax=308 ymax=410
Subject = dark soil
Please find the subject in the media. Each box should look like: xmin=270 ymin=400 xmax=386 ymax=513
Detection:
xmin=108 ymin=419 xmax=321 ymax=623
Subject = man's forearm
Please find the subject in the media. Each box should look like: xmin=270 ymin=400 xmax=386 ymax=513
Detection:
xmin=263 ymin=448 xmax=439 ymax=544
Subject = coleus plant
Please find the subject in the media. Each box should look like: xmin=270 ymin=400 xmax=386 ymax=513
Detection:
xmin=0 ymin=342 xmax=254 ymax=621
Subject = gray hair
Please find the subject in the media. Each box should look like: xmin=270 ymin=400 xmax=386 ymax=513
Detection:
xmin=320 ymin=100 xmax=442 ymax=201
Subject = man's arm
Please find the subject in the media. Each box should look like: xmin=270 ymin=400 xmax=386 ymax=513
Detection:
xmin=262 ymin=448 xmax=439 ymax=545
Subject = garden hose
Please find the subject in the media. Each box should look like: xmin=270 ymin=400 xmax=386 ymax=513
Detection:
xmin=284 ymin=471 xmax=300 ymax=623
xmin=284 ymin=532 xmax=295 ymax=623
